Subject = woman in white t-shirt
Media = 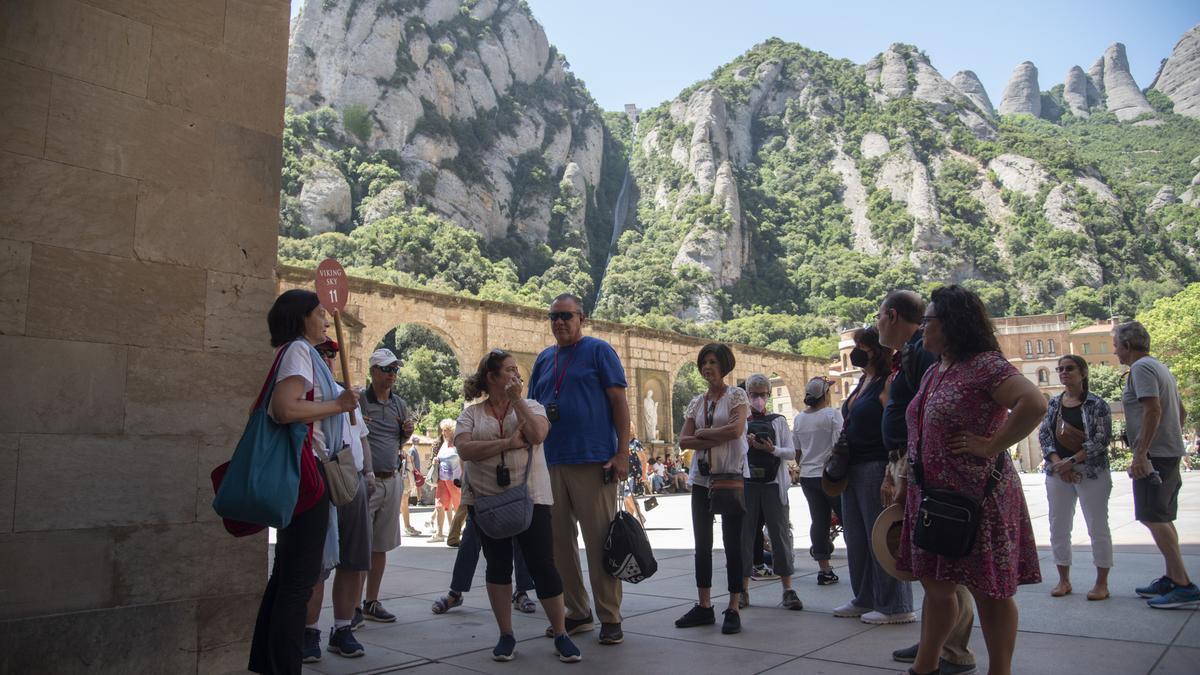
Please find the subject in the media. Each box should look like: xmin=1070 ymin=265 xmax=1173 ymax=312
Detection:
xmin=674 ymin=343 xmax=749 ymax=636
xmin=453 ymin=349 xmax=580 ymax=663
xmin=250 ymin=289 xmax=359 ymax=674
xmin=429 ymin=419 xmax=462 ymax=543
xmin=792 ymin=377 xmax=844 ymax=586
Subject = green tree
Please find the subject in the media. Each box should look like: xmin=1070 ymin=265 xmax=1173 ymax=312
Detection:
xmin=672 ymin=362 xmax=706 ymax=435
xmin=1088 ymin=363 xmax=1123 ymax=402
xmin=1137 ymin=283 xmax=1200 ymax=428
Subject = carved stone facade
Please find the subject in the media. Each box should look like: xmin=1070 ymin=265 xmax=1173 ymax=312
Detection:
xmin=276 ymin=266 xmax=828 ymax=446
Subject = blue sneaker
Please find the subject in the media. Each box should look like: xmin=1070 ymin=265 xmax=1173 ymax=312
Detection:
xmin=554 ymin=634 xmax=582 ymax=663
xmin=492 ymin=633 xmax=517 ymax=662
xmin=302 ymin=628 xmax=321 ymax=663
xmin=327 ymin=625 xmax=365 ymax=657
xmin=1136 ymin=575 xmax=1177 ymax=598
xmin=1148 ymin=583 xmax=1200 ymax=609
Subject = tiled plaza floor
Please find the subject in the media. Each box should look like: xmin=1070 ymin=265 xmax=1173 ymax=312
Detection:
xmin=285 ymin=472 xmax=1199 ymax=674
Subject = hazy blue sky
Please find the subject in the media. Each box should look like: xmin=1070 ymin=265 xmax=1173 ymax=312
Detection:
xmin=291 ymin=0 xmax=1200 ymax=112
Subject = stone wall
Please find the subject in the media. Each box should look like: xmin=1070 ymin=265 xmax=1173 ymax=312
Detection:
xmin=0 ymin=1 xmax=290 ymax=671
xmin=277 ymin=266 xmax=828 ymax=445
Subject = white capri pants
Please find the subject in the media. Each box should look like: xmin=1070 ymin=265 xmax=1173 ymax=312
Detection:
xmin=1045 ymin=467 xmax=1113 ymax=569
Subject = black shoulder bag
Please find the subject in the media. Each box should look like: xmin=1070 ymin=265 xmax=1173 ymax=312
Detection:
xmin=910 ymin=364 xmax=1005 ymax=559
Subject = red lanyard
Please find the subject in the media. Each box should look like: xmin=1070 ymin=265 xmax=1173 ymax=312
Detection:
xmin=488 ymin=400 xmax=511 ymax=436
xmin=552 ymin=343 xmax=578 ymax=398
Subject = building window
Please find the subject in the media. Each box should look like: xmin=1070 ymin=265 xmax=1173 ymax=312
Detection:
xmin=1099 ymin=342 xmax=1107 ymax=353
xmin=1048 ymin=339 xmax=1056 ymax=355
xmin=1083 ymin=343 xmax=1090 ymax=355
xmin=1037 ymin=368 xmax=1049 ymax=385
xmin=1025 ymin=340 xmax=1033 ymax=356
xmin=1037 ymin=339 xmax=1044 ymax=354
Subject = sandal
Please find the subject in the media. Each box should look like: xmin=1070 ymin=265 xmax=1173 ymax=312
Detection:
xmin=1087 ymin=587 xmax=1110 ymax=601
xmin=512 ymin=591 xmax=537 ymax=613
xmin=1050 ymin=581 xmax=1072 ymax=597
xmin=431 ymin=592 xmax=463 ymax=614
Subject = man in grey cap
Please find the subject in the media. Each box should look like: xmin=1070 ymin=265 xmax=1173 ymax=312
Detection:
xmin=357 ymin=348 xmax=414 ymax=623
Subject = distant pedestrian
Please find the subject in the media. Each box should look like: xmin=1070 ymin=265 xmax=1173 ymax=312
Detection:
xmin=792 ymin=377 xmax=843 ymax=586
xmin=429 ymin=419 xmax=462 ymax=543
xmin=1114 ymin=321 xmax=1197 ymax=609
xmin=1039 ymin=354 xmax=1114 ymax=602
xmin=674 ymin=344 xmax=749 ymax=635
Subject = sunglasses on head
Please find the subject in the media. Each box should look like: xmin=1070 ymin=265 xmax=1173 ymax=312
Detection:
xmin=547 ymin=311 xmax=578 ymax=322
xmin=376 ymin=365 xmax=400 ymax=374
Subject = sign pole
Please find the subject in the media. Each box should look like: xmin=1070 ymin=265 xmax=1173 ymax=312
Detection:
xmin=315 ymin=258 xmax=356 ymax=424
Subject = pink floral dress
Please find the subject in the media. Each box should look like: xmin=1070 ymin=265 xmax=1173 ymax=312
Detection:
xmin=896 ymin=351 xmax=1042 ymax=598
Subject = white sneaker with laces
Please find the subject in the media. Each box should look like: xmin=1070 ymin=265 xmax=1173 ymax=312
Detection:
xmin=860 ymin=610 xmax=916 ymax=625
xmin=832 ymin=601 xmax=869 ymax=617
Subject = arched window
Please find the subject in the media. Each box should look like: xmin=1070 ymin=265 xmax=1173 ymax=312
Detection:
xmin=1037 ymin=339 xmax=1044 ymax=354
xmin=1037 ymin=368 xmax=1049 ymax=385
xmin=1025 ymin=340 xmax=1033 ymax=356
xmin=1048 ymin=339 xmax=1056 ymax=355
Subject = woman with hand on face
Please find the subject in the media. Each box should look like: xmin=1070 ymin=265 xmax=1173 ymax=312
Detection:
xmin=454 ymin=349 xmax=580 ymax=663
xmin=1038 ymin=354 xmax=1114 ymax=601
xmin=674 ymin=344 xmax=750 ymax=635
xmin=895 ymin=285 xmax=1045 ymax=675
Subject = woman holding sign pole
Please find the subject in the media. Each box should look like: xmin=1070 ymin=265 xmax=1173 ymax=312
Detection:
xmin=249 ymin=289 xmax=360 ymax=675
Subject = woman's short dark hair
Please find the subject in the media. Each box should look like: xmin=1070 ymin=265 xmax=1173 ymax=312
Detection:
xmin=1059 ymin=354 xmax=1090 ymax=397
xmin=852 ymin=325 xmax=893 ymax=375
xmin=268 ymin=289 xmax=321 ymax=347
xmin=930 ymin=285 xmax=1000 ymax=360
xmin=697 ymin=343 xmax=735 ymax=376
xmin=464 ymin=348 xmax=510 ymax=400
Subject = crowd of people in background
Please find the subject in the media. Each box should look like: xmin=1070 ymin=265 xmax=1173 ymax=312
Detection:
xmin=247 ymin=285 xmax=1195 ymax=675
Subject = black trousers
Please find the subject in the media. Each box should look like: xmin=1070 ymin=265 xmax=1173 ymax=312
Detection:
xmin=799 ymin=476 xmax=842 ymax=561
xmin=248 ymin=481 xmax=330 ymax=674
xmin=471 ymin=504 xmax=564 ymax=599
xmin=691 ymin=484 xmax=744 ymax=593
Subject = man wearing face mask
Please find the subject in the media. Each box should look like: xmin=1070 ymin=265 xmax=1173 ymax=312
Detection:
xmin=740 ymin=374 xmax=802 ymax=610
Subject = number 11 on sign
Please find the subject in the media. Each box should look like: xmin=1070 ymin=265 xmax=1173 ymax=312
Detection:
xmin=315 ymin=259 xmax=356 ymax=424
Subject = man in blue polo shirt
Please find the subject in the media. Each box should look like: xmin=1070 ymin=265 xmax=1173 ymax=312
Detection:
xmin=528 ymin=293 xmax=631 ymax=646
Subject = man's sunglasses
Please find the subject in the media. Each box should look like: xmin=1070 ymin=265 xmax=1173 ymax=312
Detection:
xmin=547 ymin=311 xmax=579 ymax=322
xmin=376 ymin=365 xmax=400 ymax=374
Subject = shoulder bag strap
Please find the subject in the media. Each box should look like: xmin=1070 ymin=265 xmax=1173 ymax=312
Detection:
xmin=252 ymin=345 xmax=290 ymax=411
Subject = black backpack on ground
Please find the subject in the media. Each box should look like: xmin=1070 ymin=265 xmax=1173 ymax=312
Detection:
xmin=603 ymin=510 xmax=658 ymax=583
xmin=746 ymin=413 xmax=784 ymax=483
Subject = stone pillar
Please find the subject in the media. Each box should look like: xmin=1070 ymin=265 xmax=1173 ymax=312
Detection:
xmin=0 ymin=0 xmax=290 ymax=671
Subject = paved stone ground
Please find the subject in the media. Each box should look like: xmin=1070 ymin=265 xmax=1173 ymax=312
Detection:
xmin=289 ymin=472 xmax=1199 ymax=674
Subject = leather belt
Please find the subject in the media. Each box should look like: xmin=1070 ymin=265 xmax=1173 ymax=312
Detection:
xmin=374 ymin=471 xmax=396 ymax=479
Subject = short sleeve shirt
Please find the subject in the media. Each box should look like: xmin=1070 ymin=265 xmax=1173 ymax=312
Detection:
xmin=273 ymin=340 xmax=324 ymax=456
xmin=686 ymin=386 xmax=750 ymax=488
xmin=358 ymin=388 xmax=409 ymax=472
xmin=527 ymin=336 xmax=627 ymax=465
xmin=793 ymin=407 xmax=844 ymax=478
xmin=455 ymin=399 xmax=553 ymax=506
xmin=1123 ymin=356 xmax=1185 ymax=458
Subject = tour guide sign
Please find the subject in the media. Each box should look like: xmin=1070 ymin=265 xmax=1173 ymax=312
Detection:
xmin=316 ymin=258 xmax=357 ymax=423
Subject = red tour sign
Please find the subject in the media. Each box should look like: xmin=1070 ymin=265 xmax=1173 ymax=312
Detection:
xmin=316 ymin=258 xmax=348 ymax=312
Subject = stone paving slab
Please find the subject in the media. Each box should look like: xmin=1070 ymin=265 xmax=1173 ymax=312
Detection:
xmin=282 ymin=472 xmax=1199 ymax=675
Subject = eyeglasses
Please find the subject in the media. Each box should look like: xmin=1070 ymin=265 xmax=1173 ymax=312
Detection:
xmin=547 ymin=311 xmax=579 ymax=322
xmin=1055 ymin=366 xmax=1078 ymax=373
xmin=919 ymin=315 xmax=939 ymax=326
xmin=748 ymin=392 xmax=768 ymax=399
xmin=376 ymin=365 xmax=400 ymax=374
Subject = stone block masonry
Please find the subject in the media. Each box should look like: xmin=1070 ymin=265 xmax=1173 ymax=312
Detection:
xmin=0 ymin=0 xmax=291 ymax=671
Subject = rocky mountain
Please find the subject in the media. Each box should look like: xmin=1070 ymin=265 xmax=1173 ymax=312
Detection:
xmin=283 ymin=0 xmax=611 ymax=251
xmin=281 ymin=5 xmax=1200 ymax=352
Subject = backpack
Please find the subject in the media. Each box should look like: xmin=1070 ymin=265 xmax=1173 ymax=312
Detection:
xmin=746 ymin=413 xmax=784 ymax=483
xmin=603 ymin=510 xmax=658 ymax=583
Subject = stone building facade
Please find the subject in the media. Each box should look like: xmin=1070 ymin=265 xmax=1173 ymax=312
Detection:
xmin=0 ymin=1 xmax=291 ymax=671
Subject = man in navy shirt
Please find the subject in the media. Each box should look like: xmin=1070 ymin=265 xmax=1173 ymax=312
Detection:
xmin=527 ymin=294 xmax=631 ymax=645
xmin=877 ymin=290 xmax=976 ymax=675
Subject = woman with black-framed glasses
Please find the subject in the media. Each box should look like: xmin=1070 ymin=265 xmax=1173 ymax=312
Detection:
xmin=1038 ymin=354 xmax=1114 ymax=601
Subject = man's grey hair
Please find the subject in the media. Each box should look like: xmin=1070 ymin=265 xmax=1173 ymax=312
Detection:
xmin=1113 ymin=321 xmax=1151 ymax=352
xmin=745 ymin=373 xmax=771 ymax=391
xmin=550 ymin=293 xmax=585 ymax=315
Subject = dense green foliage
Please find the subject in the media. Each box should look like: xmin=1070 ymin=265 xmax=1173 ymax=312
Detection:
xmin=372 ymin=324 xmax=464 ymax=435
xmin=1137 ymin=283 xmax=1200 ymax=429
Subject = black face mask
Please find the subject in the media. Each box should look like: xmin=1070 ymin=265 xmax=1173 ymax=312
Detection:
xmin=849 ymin=347 xmax=870 ymax=368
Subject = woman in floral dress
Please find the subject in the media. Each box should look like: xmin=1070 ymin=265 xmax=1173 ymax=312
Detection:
xmin=895 ymin=285 xmax=1047 ymax=675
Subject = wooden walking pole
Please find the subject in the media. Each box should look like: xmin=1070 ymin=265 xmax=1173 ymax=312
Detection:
xmin=316 ymin=258 xmax=357 ymax=423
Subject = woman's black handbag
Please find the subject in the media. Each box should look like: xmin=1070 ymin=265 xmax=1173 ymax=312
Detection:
xmin=708 ymin=473 xmax=746 ymax=517
xmin=912 ymin=457 xmax=1003 ymax=558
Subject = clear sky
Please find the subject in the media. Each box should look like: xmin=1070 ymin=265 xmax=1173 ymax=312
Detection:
xmin=291 ymin=0 xmax=1200 ymax=112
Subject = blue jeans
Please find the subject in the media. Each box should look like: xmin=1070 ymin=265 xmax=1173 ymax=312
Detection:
xmin=450 ymin=514 xmax=534 ymax=594
xmin=651 ymin=475 xmax=664 ymax=492
xmin=842 ymin=460 xmax=912 ymax=614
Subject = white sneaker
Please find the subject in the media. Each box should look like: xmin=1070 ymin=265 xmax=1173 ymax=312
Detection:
xmin=427 ymin=534 xmax=445 ymax=543
xmin=832 ymin=602 xmax=869 ymax=617
xmin=860 ymin=610 xmax=916 ymax=625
